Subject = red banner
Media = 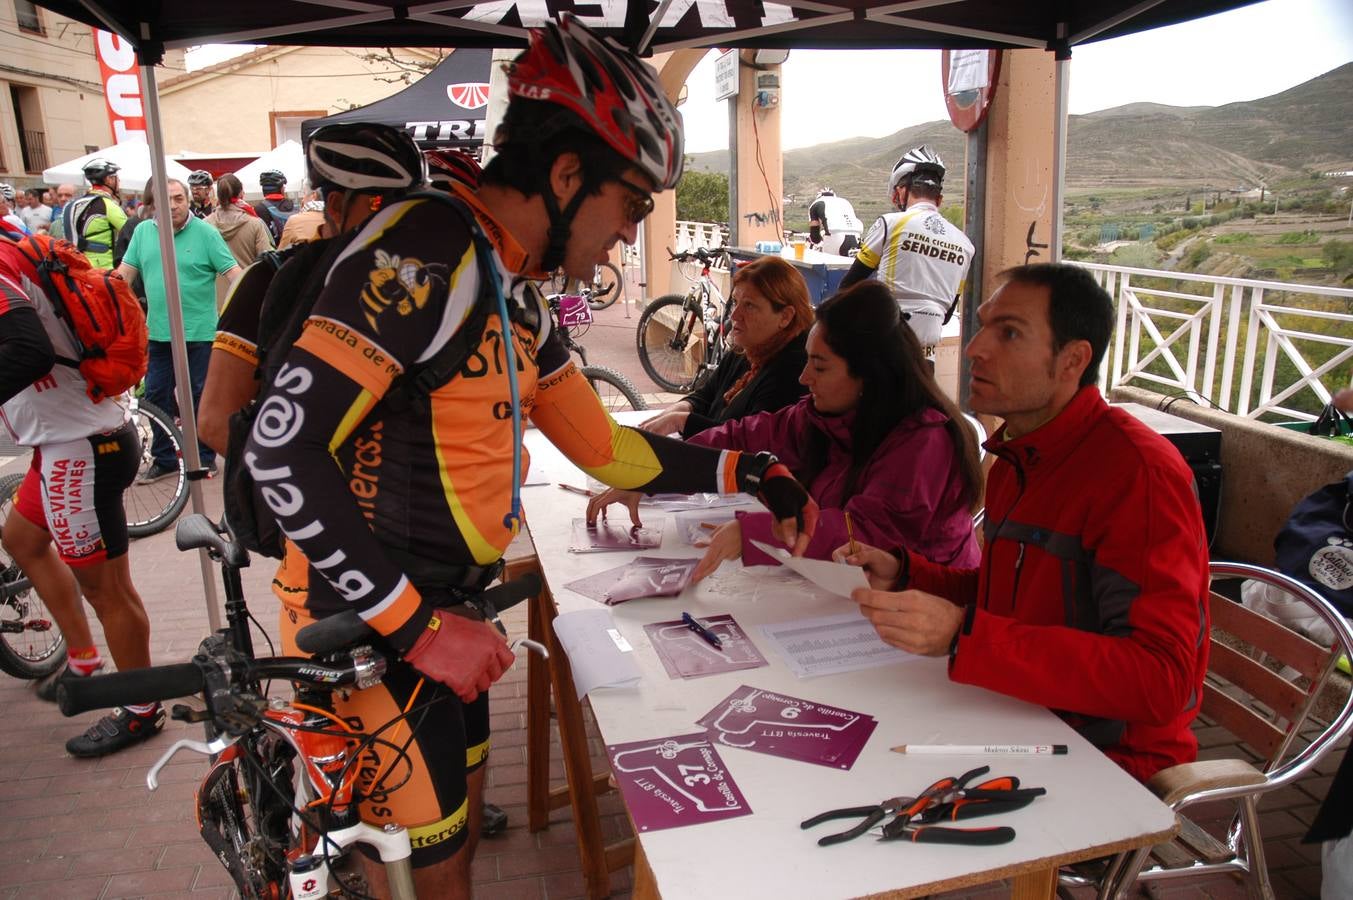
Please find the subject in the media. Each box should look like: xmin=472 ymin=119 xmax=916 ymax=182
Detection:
xmin=92 ymin=28 xmax=145 ymax=144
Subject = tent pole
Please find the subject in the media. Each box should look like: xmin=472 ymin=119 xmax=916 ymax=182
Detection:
xmin=1051 ymin=50 xmax=1070 ymax=262
xmin=140 ymin=59 xmax=221 ymax=631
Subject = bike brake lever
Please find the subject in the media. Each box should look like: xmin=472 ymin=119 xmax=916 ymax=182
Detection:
xmin=147 ymin=733 xmax=236 ymax=790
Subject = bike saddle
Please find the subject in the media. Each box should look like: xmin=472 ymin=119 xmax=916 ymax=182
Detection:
xmin=175 ymin=514 xmax=250 ymax=569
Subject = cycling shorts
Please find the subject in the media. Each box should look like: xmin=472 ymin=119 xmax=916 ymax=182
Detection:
xmin=14 ymin=421 xmax=139 ymax=567
xmin=280 ymin=601 xmax=491 ymax=868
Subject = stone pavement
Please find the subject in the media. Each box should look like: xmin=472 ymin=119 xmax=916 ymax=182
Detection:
xmin=0 ymin=472 xmax=1342 ymax=899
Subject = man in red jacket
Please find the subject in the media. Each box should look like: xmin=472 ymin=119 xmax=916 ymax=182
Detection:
xmin=844 ymin=263 xmax=1210 ymax=782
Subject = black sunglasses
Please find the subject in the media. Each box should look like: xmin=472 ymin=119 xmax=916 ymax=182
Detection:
xmin=611 ymin=177 xmax=655 ymax=225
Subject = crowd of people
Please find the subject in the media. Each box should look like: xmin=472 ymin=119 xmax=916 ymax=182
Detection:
xmin=6 ymin=11 xmax=1329 ymax=897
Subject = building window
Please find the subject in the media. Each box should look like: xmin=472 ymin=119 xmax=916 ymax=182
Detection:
xmin=14 ymin=1 xmax=44 ymax=34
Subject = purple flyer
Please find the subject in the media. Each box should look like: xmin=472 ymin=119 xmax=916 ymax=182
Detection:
xmin=569 ymin=518 xmax=664 ymax=553
xmin=673 ymin=508 xmax=741 ymax=546
xmin=696 ymin=685 xmax=878 ymax=770
xmin=563 ymin=557 xmax=698 ymax=604
xmin=606 ymin=733 xmax=752 ymax=832
xmin=644 ymin=614 xmax=768 ymax=678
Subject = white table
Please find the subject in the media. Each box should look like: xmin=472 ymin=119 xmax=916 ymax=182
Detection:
xmin=517 ymin=417 xmax=1175 ymax=899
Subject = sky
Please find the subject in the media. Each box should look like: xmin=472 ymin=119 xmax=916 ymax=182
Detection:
xmin=187 ymin=0 xmax=1353 ymax=153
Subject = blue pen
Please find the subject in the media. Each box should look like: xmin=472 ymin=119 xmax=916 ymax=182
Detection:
xmin=682 ymin=612 xmax=724 ymax=652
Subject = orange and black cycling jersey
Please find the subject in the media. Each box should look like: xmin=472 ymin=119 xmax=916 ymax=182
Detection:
xmin=246 ymin=187 xmax=752 ymax=652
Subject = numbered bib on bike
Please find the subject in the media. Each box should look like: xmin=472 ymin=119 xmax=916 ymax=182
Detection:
xmin=556 ymin=293 xmax=593 ymax=328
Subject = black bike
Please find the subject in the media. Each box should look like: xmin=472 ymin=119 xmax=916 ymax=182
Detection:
xmin=0 ymin=472 xmax=65 ymax=679
xmin=635 ymin=247 xmax=733 ymax=393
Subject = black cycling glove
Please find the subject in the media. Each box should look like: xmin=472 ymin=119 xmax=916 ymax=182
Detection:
xmin=734 ymin=451 xmax=820 ymax=538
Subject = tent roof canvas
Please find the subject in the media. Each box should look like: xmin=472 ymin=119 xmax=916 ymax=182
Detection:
xmin=233 ymin=140 xmax=307 ymax=198
xmin=302 ymin=48 xmax=492 ymax=151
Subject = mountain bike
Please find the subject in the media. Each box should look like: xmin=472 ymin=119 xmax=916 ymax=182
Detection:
xmin=0 ymin=472 xmax=65 ymax=679
xmin=635 ymin=247 xmax=732 ymax=393
xmin=546 ymin=261 xmax=625 ymax=311
xmin=125 ymin=394 xmax=191 ymax=538
xmin=547 ymin=291 xmax=648 ymax=412
xmin=57 ymin=513 xmax=543 ymax=899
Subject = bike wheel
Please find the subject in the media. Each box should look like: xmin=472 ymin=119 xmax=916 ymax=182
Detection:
xmin=581 ymin=366 xmax=648 ymax=412
xmin=636 ymin=294 xmax=710 ymax=393
xmin=586 ymin=261 xmax=625 ymax=311
xmin=0 ymin=472 xmax=66 ymax=679
xmin=125 ymin=401 xmax=191 ymax=538
xmin=197 ymin=736 xmax=296 ymax=898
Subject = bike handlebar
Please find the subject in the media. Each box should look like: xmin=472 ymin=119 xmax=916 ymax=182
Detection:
xmin=57 ymin=663 xmax=205 ymax=715
xmin=666 ymin=246 xmax=729 ymax=264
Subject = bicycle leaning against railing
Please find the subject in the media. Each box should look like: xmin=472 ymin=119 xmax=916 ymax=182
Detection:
xmin=56 ymin=513 xmax=542 ymax=899
xmin=635 ymin=246 xmax=733 ymax=393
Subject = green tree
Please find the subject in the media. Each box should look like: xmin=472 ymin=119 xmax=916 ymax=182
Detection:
xmin=676 ymin=167 xmax=729 ymax=224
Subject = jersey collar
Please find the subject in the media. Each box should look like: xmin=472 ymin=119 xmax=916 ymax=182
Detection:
xmin=447 ymin=181 xmax=528 ymax=274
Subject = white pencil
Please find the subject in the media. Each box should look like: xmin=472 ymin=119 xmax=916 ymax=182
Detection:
xmin=891 ymin=744 xmax=1068 ymax=756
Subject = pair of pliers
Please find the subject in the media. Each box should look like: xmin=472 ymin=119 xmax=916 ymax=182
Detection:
xmin=877 ymin=766 xmax=1044 ymax=843
xmin=800 ymin=796 xmax=915 ymax=846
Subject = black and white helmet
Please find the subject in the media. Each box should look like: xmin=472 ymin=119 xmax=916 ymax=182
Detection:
xmin=82 ymin=158 xmax=121 ymax=184
xmin=0 ymin=183 xmax=13 ymax=202
xmin=305 ymin=123 xmax=425 ymax=194
xmin=188 ymin=169 xmax=213 ymax=187
xmin=258 ymin=169 xmax=287 ymax=192
xmin=889 ymin=146 xmax=945 ymax=194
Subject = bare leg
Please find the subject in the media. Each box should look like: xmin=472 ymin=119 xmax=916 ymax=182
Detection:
xmin=361 ymin=841 xmax=472 ymax=900
xmin=71 ymin=553 xmax=150 ymax=670
xmin=466 ymin=764 xmax=487 ymax=860
xmin=2 ymin=509 xmax=95 ymax=650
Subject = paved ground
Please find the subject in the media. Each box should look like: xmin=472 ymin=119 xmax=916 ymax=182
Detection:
xmin=0 ymin=290 xmax=1343 ymax=897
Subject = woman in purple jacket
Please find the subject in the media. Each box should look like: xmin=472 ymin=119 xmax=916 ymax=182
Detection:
xmin=591 ymin=280 xmax=983 ymax=580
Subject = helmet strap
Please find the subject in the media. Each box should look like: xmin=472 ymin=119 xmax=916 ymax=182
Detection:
xmin=539 ymin=168 xmax=594 ymax=274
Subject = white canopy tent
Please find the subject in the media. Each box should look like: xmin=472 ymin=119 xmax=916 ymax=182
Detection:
xmin=42 ymin=140 xmax=193 ymax=193
xmin=232 ymin=140 xmax=307 ymax=199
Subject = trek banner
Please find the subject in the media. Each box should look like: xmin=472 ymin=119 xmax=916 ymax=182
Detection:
xmin=92 ymin=29 xmax=146 ymax=144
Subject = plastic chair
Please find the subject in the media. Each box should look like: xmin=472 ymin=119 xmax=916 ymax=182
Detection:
xmin=1064 ymin=561 xmax=1353 ymax=900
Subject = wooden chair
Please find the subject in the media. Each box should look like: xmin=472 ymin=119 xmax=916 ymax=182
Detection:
xmin=1065 ymin=561 xmax=1353 ymax=900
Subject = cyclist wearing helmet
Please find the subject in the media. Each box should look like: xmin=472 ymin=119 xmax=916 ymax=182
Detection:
xmin=62 ymin=159 xmax=128 ymax=269
xmin=245 ymin=16 xmax=817 ymax=894
xmin=256 ymin=169 xmax=295 ymax=244
xmin=187 ymin=170 xmax=214 ymax=218
xmin=808 ymin=188 xmax=862 ymax=256
xmin=839 ymin=145 xmax=974 ymax=357
xmin=0 ymin=183 xmax=28 ymax=234
xmin=425 ymin=148 xmax=483 ymax=191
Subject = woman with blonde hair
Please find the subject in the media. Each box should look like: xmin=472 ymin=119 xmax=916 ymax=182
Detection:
xmin=641 ymin=254 xmax=813 ymax=437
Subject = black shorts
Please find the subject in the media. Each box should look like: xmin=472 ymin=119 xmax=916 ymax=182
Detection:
xmin=15 ymin=421 xmax=139 ymax=566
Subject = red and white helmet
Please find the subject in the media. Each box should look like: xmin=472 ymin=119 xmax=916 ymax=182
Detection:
xmin=508 ymin=14 xmax=684 ymax=190
xmin=425 ymin=149 xmax=483 ymax=191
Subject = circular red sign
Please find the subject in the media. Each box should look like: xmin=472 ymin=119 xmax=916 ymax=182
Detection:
xmin=941 ymin=49 xmax=1001 ymax=133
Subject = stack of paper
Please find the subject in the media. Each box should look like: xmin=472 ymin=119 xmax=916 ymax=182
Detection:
xmin=551 ymin=608 xmax=642 ymax=699
xmin=644 ymin=614 xmax=768 ymax=678
xmin=564 ymin=556 xmax=698 ymax=604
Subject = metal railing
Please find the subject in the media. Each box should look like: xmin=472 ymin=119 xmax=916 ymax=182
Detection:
xmin=1080 ymin=263 xmax=1353 ymax=422
xmin=674 ymin=220 xmax=729 ymax=255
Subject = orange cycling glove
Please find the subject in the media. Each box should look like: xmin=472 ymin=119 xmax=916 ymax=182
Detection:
xmin=403 ymin=609 xmax=516 ymax=703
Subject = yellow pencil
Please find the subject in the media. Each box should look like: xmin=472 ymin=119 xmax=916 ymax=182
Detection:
xmin=845 ymin=511 xmax=859 ymax=556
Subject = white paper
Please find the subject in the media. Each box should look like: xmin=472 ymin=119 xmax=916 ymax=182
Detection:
xmin=749 ymin=540 xmax=869 ymax=598
xmin=947 ymin=48 xmax=990 ymax=93
xmin=552 ymin=609 xmax=643 ymax=699
xmin=759 ymin=612 xmax=915 ymax=678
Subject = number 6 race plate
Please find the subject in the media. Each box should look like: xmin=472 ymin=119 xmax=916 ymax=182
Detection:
xmin=606 ymin=733 xmax=752 ymax=832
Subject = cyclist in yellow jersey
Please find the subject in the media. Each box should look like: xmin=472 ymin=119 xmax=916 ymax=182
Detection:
xmin=245 ymin=16 xmax=818 ymax=896
xmin=839 ymin=146 xmax=974 ymax=357
xmin=62 ymin=159 xmax=128 ymax=269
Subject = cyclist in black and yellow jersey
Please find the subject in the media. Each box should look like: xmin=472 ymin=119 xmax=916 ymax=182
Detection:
xmin=245 ymin=15 xmax=818 ymax=897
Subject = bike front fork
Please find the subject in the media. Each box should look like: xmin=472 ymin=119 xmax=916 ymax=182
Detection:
xmin=289 ymin=822 xmax=416 ymax=900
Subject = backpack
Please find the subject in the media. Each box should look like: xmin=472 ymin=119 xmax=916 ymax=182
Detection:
xmin=61 ymin=193 xmax=116 ymax=258
xmin=258 ymin=198 xmax=297 ymax=244
xmin=223 ymin=192 xmax=503 ymax=558
xmin=0 ymin=232 xmax=148 ymax=403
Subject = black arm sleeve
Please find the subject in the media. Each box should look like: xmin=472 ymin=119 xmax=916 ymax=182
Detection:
xmin=0 ymin=305 xmax=56 ymax=405
xmin=836 ymin=258 xmax=876 ymax=291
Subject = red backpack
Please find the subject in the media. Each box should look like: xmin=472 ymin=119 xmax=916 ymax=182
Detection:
xmin=0 ymin=232 xmax=147 ymax=403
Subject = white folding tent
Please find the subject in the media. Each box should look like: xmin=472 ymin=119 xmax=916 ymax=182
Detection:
xmin=42 ymin=140 xmax=193 ymax=193
xmin=232 ymin=140 xmax=307 ymax=199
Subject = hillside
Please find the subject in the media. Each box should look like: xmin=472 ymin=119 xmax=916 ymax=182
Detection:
xmin=687 ymin=62 xmax=1353 ymax=224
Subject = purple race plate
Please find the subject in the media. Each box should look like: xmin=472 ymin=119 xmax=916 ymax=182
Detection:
xmin=555 ymin=293 xmax=593 ymax=328
xmin=569 ymin=518 xmax=664 ymax=553
xmin=564 ymin=557 xmax=698 ymax=604
xmin=607 ymin=733 xmax=752 ymax=832
xmin=645 ymin=614 xmax=769 ymax=678
xmin=697 ymin=685 xmax=878 ymax=770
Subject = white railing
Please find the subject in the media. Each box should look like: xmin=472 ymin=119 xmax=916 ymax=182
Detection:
xmin=1079 ymin=263 xmax=1353 ymax=422
xmin=674 ymin=220 xmax=729 ymax=254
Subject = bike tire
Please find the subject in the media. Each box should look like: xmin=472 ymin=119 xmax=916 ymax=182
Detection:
xmin=0 ymin=472 xmax=66 ymax=679
xmin=581 ymin=365 xmax=648 ymax=412
xmin=586 ymin=261 xmax=625 ymax=311
xmin=636 ymin=294 xmax=710 ymax=393
xmin=125 ymin=401 xmax=191 ymax=538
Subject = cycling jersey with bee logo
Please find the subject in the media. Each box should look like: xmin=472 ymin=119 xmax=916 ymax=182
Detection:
xmin=245 ymin=184 xmax=755 ymax=652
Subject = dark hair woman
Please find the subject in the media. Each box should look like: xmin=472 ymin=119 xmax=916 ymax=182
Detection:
xmin=640 ymin=254 xmax=813 ymax=438
xmin=685 ymin=279 xmax=983 ymax=580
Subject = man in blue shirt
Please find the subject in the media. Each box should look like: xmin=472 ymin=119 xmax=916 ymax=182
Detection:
xmin=116 ymin=178 xmax=240 ymax=479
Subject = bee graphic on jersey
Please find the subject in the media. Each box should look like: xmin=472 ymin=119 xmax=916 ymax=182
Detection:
xmin=360 ymin=250 xmax=449 ymax=332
